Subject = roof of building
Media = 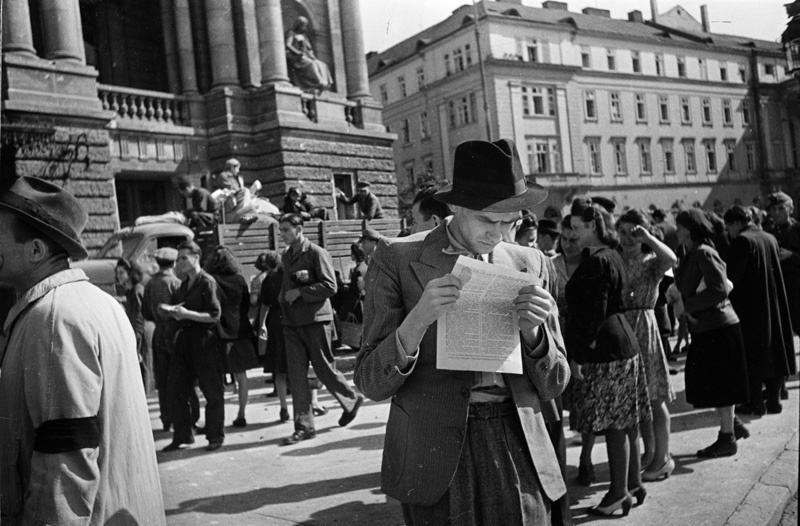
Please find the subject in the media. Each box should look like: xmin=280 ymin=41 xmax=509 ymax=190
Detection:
xmin=367 ymin=0 xmax=782 ymax=76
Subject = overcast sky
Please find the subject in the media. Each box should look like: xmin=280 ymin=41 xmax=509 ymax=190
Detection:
xmin=360 ymin=0 xmax=789 ymax=54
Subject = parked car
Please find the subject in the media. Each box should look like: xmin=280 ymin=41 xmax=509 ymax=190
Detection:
xmin=72 ymin=223 xmax=194 ymax=297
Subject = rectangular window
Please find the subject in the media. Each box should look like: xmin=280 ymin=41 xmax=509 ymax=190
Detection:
xmin=404 ymin=162 xmax=415 ymax=183
xmin=701 ymin=98 xmax=712 ymax=125
xmin=379 ymin=84 xmax=388 ymax=104
xmin=416 ymin=66 xmax=425 ymax=89
xmin=401 ymin=119 xmax=411 ymax=144
xmin=662 ymin=139 xmax=675 ymax=174
xmin=635 ymin=94 xmax=647 ymax=122
xmin=680 ymin=97 xmax=692 ymax=124
xmin=419 ymin=111 xmax=431 ymax=140
xmin=684 ymin=141 xmax=697 ymax=174
xmin=638 ymin=140 xmax=652 ymax=175
xmin=607 ymin=49 xmax=616 ymax=71
xmin=764 ymin=63 xmax=775 ymax=76
xmin=722 ymin=99 xmax=733 ymax=125
xmin=584 ymin=90 xmax=597 ymax=120
xmin=659 ymin=95 xmax=670 ymax=123
xmin=581 ymin=47 xmax=591 ymax=68
xmin=613 ymin=140 xmax=627 ymax=175
xmin=445 ymin=53 xmax=452 ymax=76
xmin=586 ymin=139 xmax=602 ymax=175
xmin=398 ymin=75 xmax=407 ymax=98
xmin=720 ymin=65 xmax=728 ymax=81
xmin=632 ymin=51 xmax=641 ymax=73
xmin=453 ymin=48 xmax=465 ymax=72
xmin=677 ymin=56 xmax=687 ymax=78
xmin=742 ymin=99 xmax=751 ymax=126
xmin=422 ymin=156 xmax=434 ymax=176
xmin=527 ymin=40 xmax=539 ymax=63
xmin=655 ymin=54 xmax=665 ymax=76
xmin=725 ymin=141 xmax=736 ymax=171
xmin=699 ymin=58 xmax=708 ymax=80
xmin=746 ymin=142 xmax=756 ymax=170
xmin=739 ymin=64 xmax=747 ymax=82
xmin=464 ymin=44 xmax=472 ymax=66
xmin=704 ymin=141 xmax=717 ymax=173
xmin=610 ymin=92 xmax=622 ymax=122
xmin=526 ymin=138 xmax=562 ymax=174
xmin=522 ymin=87 xmax=555 ymax=117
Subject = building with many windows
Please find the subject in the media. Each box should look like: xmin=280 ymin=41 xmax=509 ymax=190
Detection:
xmin=1 ymin=0 xmax=395 ymax=253
xmin=368 ymin=0 xmax=798 ymax=215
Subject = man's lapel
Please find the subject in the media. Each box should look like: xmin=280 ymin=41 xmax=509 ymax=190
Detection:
xmin=409 ymin=225 xmax=459 ymax=289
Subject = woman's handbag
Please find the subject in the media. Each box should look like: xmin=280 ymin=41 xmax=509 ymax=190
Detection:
xmin=340 ymin=314 xmax=363 ymax=349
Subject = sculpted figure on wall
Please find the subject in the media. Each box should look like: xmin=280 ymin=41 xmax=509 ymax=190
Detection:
xmin=285 ymin=16 xmax=333 ymax=91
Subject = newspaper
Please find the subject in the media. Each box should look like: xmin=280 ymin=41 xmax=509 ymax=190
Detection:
xmin=436 ymin=255 xmax=540 ymax=374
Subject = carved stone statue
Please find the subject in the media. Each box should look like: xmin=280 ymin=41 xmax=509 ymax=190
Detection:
xmin=285 ymin=16 xmax=333 ymax=91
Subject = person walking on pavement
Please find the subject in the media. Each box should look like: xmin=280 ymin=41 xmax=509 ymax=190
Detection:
xmin=278 ymin=213 xmax=364 ymax=445
xmin=0 ymin=176 xmax=166 ymax=525
xmin=723 ymin=205 xmax=797 ymax=416
xmin=142 ymin=247 xmax=199 ymax=431
xmin=675 ymin=209 xmax=750 ymax=458
xmin=161 ymin=240 xmax=226 ymax=452
xmin=336 ymin=181 xmax=384 ymax=219
xmin=355 ymin=139 xmax=570 ymax=525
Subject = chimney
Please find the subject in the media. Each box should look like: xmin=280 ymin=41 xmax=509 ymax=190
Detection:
xmin=581 ymin=7 xmax=610 ymax=18
xmin=628 ymin=10 xmax=644 ymax=23
xmin=650 ymin=0 xmax=659 ymax=24
xmin=700 ymin=5 xmax=710 ymax=32
xmin=542 ymin=1 xmax=568 ymax=10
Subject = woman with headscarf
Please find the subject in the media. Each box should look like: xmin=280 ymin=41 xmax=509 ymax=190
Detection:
xmin=616 ymin=209 xmax=678 ymax=480
xmin=674 ymin=209 xmax=750 ymax=457
xmin=565 ymin=199 xmax=651 ymax=516
xmin=207 ymin=247 xmax=259 ymax=428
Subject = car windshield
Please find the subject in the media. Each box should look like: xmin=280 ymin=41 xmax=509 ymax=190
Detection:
xmin=96 ymin=233 xmax=143 ymax=259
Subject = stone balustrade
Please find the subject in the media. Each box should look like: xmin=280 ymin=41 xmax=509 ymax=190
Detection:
xmin=98 ymin=84 xmax=189 ymax=126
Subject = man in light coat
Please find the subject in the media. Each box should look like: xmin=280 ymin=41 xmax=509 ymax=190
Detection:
xmin=355 ymin=139 xmax=570 ymax=525
xmin=0 ymin=176 xmax=166 ymax=525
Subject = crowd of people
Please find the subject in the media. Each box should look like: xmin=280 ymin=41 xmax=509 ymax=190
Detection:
xmin=0 ymin=136 xmax=797 ymax=523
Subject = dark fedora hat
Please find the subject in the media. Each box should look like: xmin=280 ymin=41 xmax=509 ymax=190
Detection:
xmin=0 ymin=176 xmax=89 ymax=260
xmin=434 ymin=139 xmax=547 ymax=213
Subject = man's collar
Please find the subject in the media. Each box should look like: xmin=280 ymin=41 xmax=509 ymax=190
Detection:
xmin=287 ymin=237 xmax=310 ymax=257
xmin=3 ymin=268 xmax=88 ymax=335
xmin=443 ymin=216 xmax=489 ymax=260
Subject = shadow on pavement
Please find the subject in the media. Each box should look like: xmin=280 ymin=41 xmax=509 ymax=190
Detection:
xmin=280 ymin=432 xmax=385 ymax=456
xmin=308 ymin=499 xmax=404 ymax=526
xmin=165 ymin=472 xmax=384 ymax=516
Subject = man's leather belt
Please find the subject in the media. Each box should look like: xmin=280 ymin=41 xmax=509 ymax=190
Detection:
xmin=468 ymin=399 xmax=516 ymax=419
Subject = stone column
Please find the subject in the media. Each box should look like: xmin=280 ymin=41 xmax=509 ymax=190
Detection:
xmin=340 ymin=0 xmax=371 ymax=99
xmin=232 ymin=0 xmax=261 ymax=88
xmin=159 ymin=0 xmax=181 ymax=94
xmin=255 ymin=0 xmax=289 ymax=85
xmin=2 ymin=0 xmax=37 ymax=56
xmin=39 ymin=0 xmax=85 ymax=63
xmin=204 ymin=0 xmax=240 ymax=88
xmin=174 ymin=0 xmax=199 ymax=93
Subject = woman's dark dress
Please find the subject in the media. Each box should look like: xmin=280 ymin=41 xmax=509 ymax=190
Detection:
xmin=260 ymin=269 xmax=287 ymax=374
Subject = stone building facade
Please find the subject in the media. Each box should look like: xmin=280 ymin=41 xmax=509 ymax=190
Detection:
xmin=368 ymin=0 xmax=799 ymax=216
xmin=1 ymin=0 xmax=396 ymax=253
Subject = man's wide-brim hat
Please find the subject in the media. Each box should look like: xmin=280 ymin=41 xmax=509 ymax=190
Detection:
xmin=434 ymin=139 xmax=547 ymax=213
xmin=0 ymin=176 xmax=89 ymax=260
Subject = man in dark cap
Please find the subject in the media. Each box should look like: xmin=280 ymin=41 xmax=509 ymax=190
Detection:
xmin=537 ymin=218 xmax=561 ymax=257
xmin=765 ymin=191 xmax=800 ymax=336
xmin=336 ymin=181 xmax=384 ymax=219
xmin=723 ymin=205 xmax=797 ymax=416
xmin=355 ymin=139 xmax=569 ymax=525
xmin=0 ymin=177 xmax=166 ymax=524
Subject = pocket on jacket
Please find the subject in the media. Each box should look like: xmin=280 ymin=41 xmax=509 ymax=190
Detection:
xmin=381 ymin=400 xmax=409 ymax=488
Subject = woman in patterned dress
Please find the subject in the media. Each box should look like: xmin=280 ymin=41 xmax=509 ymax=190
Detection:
xmin=566 ymin=200 xmax=652 ymax=516
xmin=616 ymin=209 xmax=678 ymax=480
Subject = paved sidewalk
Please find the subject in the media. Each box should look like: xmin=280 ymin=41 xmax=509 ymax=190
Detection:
xmin=157 ymin=347 xmax=799 ymax=526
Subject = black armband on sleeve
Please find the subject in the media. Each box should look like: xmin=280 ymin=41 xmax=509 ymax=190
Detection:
xmin=34 ymin=416 xmax=100 ymax=454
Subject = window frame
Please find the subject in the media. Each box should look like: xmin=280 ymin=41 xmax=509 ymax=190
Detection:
xmin=637 ymin=139 xmax=653 ymax=175
xmin=584 ymin=90 xmax=597 ymax=121
xmin=609 ymin=91 xmax=623 ymax=122
xmin=635 ymin=93 xmax=647 ymax=123
xmin=612 ymin=139 xmax=627 ymax=176
xmin=680 ymin=96 xmax=692 ymax=124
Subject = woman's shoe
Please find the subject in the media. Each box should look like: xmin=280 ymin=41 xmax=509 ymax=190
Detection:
xmin=588 ymin=493 xmax=633 ymax=517
xmin=697 ymin=432 xmax=737 ymax=458
xmin=577 ymin=462 xmax=595 ymax=486
xmin=733 ymin=420 xmax=750 ymax=440
xmin=628 ymin=486 xmax=647 ymax=506
xmin=642 ymin=456 xmax=675 ymax=481
xmin=279 ymin=408 xmax=290 ymax=422
xmin=232 ymin=417 xmax=247 ymax=428
xmin=312 ymin=406 xmax=329 ymax=417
